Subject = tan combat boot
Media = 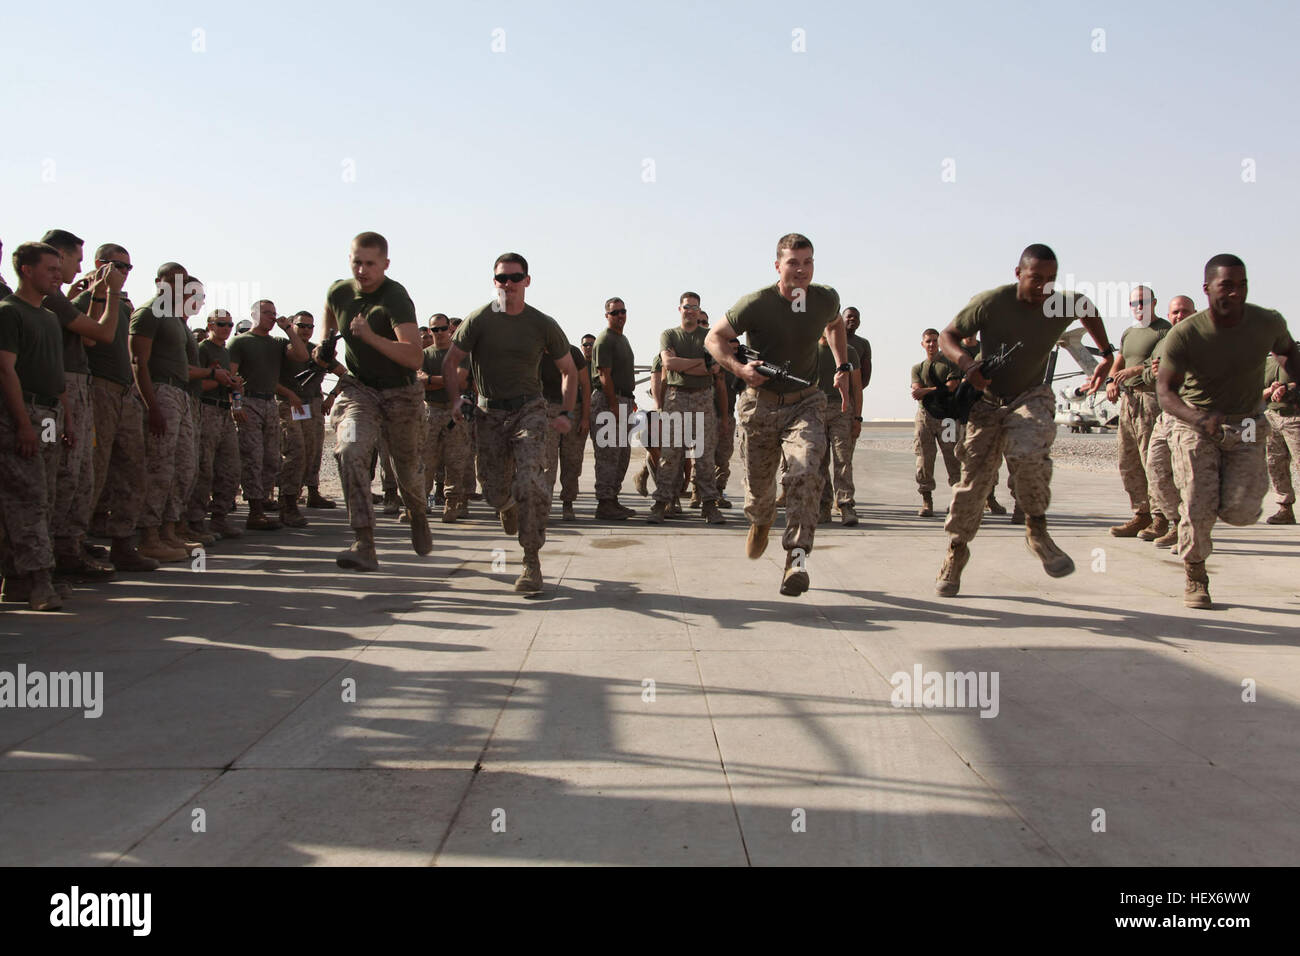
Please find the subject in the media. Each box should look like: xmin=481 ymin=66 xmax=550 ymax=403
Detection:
xmin=138 ymin=527 xmax=187 ymax=563
xmin=1153 ymin=521 xmax=1179 ymax=550
xmin=1109 ymin=512 xmax=1152 ymax=537
xmin=985 ymin=494 xmax=1007 ymax=515
xmin=515 ymin=549 xmax=543 ymax=593
xmin=1025 ymin=515 xmax=1075 ymax=577
xmin=746 ymin=523 xmax=770 ymax=559
xmin=1184 ymin=560 xmax=1211 ymax=609
xmin=442 ymin=497 xmax=461 ymax=524
xmin=839 ymin=503 xmax=859 ymax=527
xmin=29 ymin=569 xmax=63 ymax=612
xmin=279 ymin=494 xmax=309 ymax=528
xmin=935 ymin=540 xmax=971 ymax=597
xmin=306 ymin=486 xmax=336 ymax=508
xmin=110 ymin=537 xmax=160 ymax=572
xmin=1266 ymin=504 xmax=1296 ymax=525
xmin=498 ymin=499 xmax=519 ymax=535
xmin=208 ymin=514 xmax=242 ymax=539
xmin=596 ymin=499 xmax=628 ymax=521
xmin=1138 ymin=514 xmax=1169 ymax=541
xmin=819 ymin=500 xmax=832 ymax=524
xmin=245 ymin=501 xmax=280 ymax=531
xmin=337 ymin=527 xmax=379 ymax=571
xmin=779 ymin=549 xmax=810 ymax=596
xmin=645 ymin=500 xmax=669 ymax=525
xmin=633 ymin=464 xmax=651 ymax=497
xmin=702 ymin=500 xmax=726 ymax=525
xmin=918 ymin=492 xmax=934 ymax=517
xmin=184 ymin=519 xmax=217 ymax=546
xmin=561 ymin=500 xmax=575 ymax=522
xmin=161 ymin=521 xmax=196 ymax=553
xmin=410 ymin=508 xmax=433 ymax=555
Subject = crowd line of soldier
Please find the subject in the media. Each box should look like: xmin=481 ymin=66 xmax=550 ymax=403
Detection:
xmin=1 ymin=229 xmax=1294 ymax=613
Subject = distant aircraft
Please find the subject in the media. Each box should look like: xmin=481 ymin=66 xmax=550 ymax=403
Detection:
xmin=1050 ymin=327 xmax=1119 ymax=432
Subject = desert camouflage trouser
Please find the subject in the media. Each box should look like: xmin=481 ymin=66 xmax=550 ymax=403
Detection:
xmin=821 ymin=406 xmax=857 ymax=507
xmin=1145 ymin=412 xmax=1180 ymax=522
xmin=278 ymin=399 xmax=309 ymax=500
xmin=737 ymin=387 xmax=827 ymax=553
xmin=1264 ymin=410 xmax=1300 ymax=505
xmin=189 ymin=402 xmax=240 ymax=521
xmin=51 ymin=373 xmax=95 ymax=558
xmin=543 ymin=401 xmax=586 ymax=504
xmin=945 ymin=385 xmax=1055 ymax=544
xmin=236 ymin=396 xmax=279 ymax=504
xmin=171 ymin=394 xmax=200 ymax=522
xmin=141 ymin=384 xmax=187 ymax=529
xmin=590 ymin=390 xmax=632 ymax=500
xmin=333 ymin=380 xmax=424 ymax=531
xmin=1171 ymin=416 xmax=1270 ymax=563
xmin=424 ymin=403 xmax=473 ymax=500
xmin=303 ymin=395 xmax=324 ymax=488
xmin=654 ymin=386 xmax=718 ymax=504
xmin=714 ymin=408 xmax=735 ymax=494
xmin=913 ymin=405 xmax=962 ymax=494
xmin=1118 ymin=388 xmax=1160 ymax=515
xmin=91 ymin=378 xmax=147 ymax=539
xmin=0 ymin=401 xmax=61 ymax=575
xmin=476 ymin=397 xmax=551 ymax=552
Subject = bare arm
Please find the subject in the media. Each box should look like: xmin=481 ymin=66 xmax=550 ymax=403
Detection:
xmin=704 ymin=318 xmax=767 ymax=387
xmin=349 ymin=316 xmax=422 ymax=370
xmin=0 ymin=351 xmax=37 ymax=456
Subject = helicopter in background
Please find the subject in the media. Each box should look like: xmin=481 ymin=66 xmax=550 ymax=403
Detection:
xmin=1048 ymin=327 xmax=1120 ymax=433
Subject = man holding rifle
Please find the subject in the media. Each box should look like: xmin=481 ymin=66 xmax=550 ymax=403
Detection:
xmin=705 ymin=233 xmax=851 ymax=597
xmin=934 ymin=244 xmax=1113 ymax=597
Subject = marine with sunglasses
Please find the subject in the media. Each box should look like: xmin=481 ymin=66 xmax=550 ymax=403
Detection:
xmin=443 ymin=253 xmax=578 ymax=592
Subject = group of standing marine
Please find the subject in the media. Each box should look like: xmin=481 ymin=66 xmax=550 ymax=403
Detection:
xmin=1 ymin=230 xmax=1294 ymax=612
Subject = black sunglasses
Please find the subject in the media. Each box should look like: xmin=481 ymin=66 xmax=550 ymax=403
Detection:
xmin=494 ymin=272 xmax=527 ymax=284
xmin=431 ymin=325 xmax=450 ymax=332
xmin=294 ymin=322 xmax=314 ymax=328
xmin=213 ymin=321 xmax=233 ymax=327
xmin=607 ymin=309 xmax=627 ymax=316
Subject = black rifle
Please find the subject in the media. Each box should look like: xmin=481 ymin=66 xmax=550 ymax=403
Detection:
xmin=446 ymin=394 xmax=477 ymax=430
xmin=730 ymin=339 xmax=813 ymax=389
xmin=921 ymin=341 xmax=1024 ymax=423
xmin=294 ymin=330 xmax=343 ymax=392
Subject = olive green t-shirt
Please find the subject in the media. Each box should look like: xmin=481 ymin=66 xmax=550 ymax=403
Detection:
xmin=593 ymin=328 xmax=636 ymax=396
xmin=1118 ymin=319 xmax=1172 ymax=392
xmin=74 ymin=291 xmax=134 ymax=386
xmin=129 ymin=296 xmax=191 ymax=387
xmin=540 ymin=344 xmax=586 ymax=405
xmin=1264 ymin=355 xmax=1299 ymax=417
xmin=421 ymin=346 xmax=452 ymax=404
xmin=199 ymin=339 xmax=233 ymax=402
xmin=0 ymin=279 xmax=11 ymax=300
xmin=726 ymin=283 xmax=841 ymax=394
xmin=0 ymin=295 xmax=65 ymax=397
xmin=228 ymin=332 xmax=289 ymax=395
xmin=961 ymin=341 xmax=980 ymax=363
xmin=659 ymin=325 xmax=713 ymax=389
xmin=1160 ymin=306 xmax=1293 ymax=416
xmin=56 ymin=296 xmax=89 ymax=375
xmin=184 ymin=328 xmax=203 ymax=398
xmin=849 ymin=333 xmax=872 ymax=367
xmin=911 ymin=357 xmax=961 ymax=390
xmin=325 ymin=277 xmax=419 ymax=389
xmin=817 ymin=343 xmax=859 ymax=400
xmin=951 ymin=284 xmax=1091 ymax=399
xmin=453 ymin=302 xmax=569 ymax=400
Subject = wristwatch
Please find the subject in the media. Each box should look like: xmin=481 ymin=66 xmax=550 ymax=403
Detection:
xmin=559 ymin=410 xmax=575 ymax=421
xmin=1099 ymin=343 xmax=1116 ymax=358
xmin=1104 ymin=377 xmax=1115 ymax=385
xmin=853 ymin=415 xmax=863 ymax=422
xmin=836 ymin=363 xmax=852 ymax=374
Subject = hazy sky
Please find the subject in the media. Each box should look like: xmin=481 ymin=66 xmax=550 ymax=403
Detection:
xmin=3 ymin=1 xmax=1296 ymax=417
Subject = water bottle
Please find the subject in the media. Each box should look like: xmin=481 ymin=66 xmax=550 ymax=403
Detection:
xmin=231 ymin=390 xmax=243 ymax=411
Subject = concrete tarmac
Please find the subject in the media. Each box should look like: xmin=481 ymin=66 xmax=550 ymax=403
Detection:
xmin=2 ymin=442 xmax=1298 ymax=866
